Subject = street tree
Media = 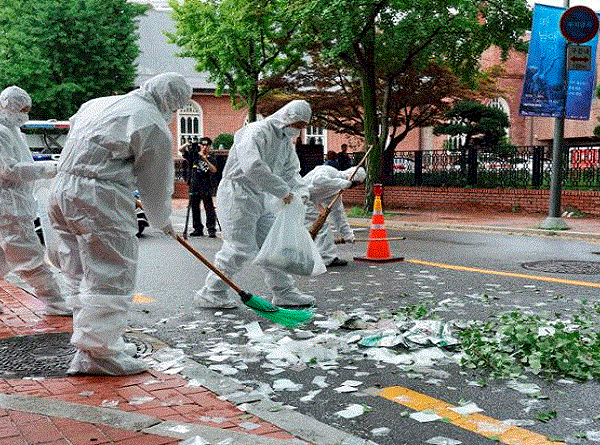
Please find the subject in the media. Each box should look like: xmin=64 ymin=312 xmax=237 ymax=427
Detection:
xmin=168 ymin=0 xmax=309 ymax=122
xmin=295 ymin=0 xmax=530 ymax=205
xmin=433 ymin=100 xmax=511 ymax=153
xmin=260 ymin=49 xmax=493 ymax=179
xmin=0 ymin=0 xmax=146 ymax=119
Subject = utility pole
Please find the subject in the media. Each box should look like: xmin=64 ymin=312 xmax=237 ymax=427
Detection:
xmin=540 ymin=0 xmax=570 ymax=231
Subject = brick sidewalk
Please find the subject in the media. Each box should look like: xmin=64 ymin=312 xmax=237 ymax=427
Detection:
xmin=0 ymin=280 xmax=307 ymax=445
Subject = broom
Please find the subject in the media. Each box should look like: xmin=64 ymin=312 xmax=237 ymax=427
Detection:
xmin=174 ymin=234 xmax=313 ymax=328
xmin=308 ymin=144 xmax=375 ymax=239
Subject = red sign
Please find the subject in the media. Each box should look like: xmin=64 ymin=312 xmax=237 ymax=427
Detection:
xmin=560 ymin=6 xmax=599 ymax=44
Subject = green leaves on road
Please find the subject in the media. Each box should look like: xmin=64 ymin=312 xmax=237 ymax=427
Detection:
xmin=457 ymin=305 xmax=600 ymax=381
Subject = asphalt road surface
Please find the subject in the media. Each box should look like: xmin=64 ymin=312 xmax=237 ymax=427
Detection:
xmin=131 ymin=215 xmax=600 ymax=445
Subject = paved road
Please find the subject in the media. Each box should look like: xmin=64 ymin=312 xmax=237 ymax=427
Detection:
xmin=130 ymin=214 xmax=600 ymax=445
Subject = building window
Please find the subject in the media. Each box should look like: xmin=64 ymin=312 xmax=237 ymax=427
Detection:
xmin=305 ymin=125 xmax=326 ymax=149
xmin=178 ymin=101 xmax=203 ymax=148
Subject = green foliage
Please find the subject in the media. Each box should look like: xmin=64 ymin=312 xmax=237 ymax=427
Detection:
xmin=0 ymin=0 xmax=147 ymax=119
xmin=213 ymin=133 xmax=234 ymax=150
xmin=433 ymin=101 xmax=511 ymax=152
xmin=457 ymin=306 xmax=600 ymax=381
xmin=169 ymin=0 xmax=309 ymax=122
xmin=295 ymin=0 xmax=531 ymax=201
xmin=346 ymin=206 xmax=369 ymax=218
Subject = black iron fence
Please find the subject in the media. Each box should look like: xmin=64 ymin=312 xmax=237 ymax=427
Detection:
xmin=379 ymin=145 xmax=600 ymax=190
xmin=175 ymin=144 xmax=600 ymax=191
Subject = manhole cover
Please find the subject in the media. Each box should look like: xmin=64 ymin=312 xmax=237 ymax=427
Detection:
xmin=521 ymin=260 xmax=600 ymax=275
xmin=0 ymin=332 xmax=152 ymax=378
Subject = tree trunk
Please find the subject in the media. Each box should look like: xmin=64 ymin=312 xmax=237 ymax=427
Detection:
xmin=358 ymin=29 xmax=380 ymax=211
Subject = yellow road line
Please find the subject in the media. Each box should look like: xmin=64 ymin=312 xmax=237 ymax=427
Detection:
xmin=133 ymin=293 xmax=155 ymax=303
xmin=379 ymin=386 xmax=563 ymax=444
xmin=406 ymin=258 xmax=600 ymax=288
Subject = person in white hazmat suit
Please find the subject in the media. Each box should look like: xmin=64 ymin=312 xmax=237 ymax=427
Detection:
xmin=0 ymin=86 xmax=71 ymax=316
xmin=195 ymin=99 xmax=315 ymax=309
xmin=48 ymin=73 xmax=192 ymax=375
xmin=304 ymin=164 xmax=366 ymax=267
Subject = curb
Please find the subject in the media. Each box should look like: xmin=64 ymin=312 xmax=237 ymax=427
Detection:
xmin=348 ymin=217 xmax=600 ymax=241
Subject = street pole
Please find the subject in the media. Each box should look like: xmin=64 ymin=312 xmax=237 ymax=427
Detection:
xmin=540 ymin=0 xmax=570 ymax=230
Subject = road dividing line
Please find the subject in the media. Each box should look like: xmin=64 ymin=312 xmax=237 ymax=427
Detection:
xmin=133 ymin=293 xmax=155 ymax=303
xmin=406 ymin=258 xmax=600 ymax=288
xmin=379 ymin=386 xmax=563 ymax=445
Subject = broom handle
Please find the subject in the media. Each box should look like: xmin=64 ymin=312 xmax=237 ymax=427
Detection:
xmin=309 ymin=144 xmax=374 ymax=239
xmin=335 ymin=236 xmax=405 ymax=244
xmin=175 ymin=234 xmax=242 ymax=294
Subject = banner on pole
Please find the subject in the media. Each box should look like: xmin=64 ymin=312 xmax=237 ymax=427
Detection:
xmin=519 ymin=4 xmax=599 ymax=120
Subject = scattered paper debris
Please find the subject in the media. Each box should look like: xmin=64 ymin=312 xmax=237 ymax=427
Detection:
xmin=426 ymin=437 xmax=462 ymax=445
xmin=450 ymin=402 xmax=483 ymax=416
xmin=409 ymin=410 xmax=442 ymax=422
xmin=370 ymin=427 xmax=390 ymax=436
xmin=100 ymin=400 xmax=119 ymax=408
xmin=336 ymin=404 xmax=368 ymax=419
xmin=179 ymin=435 xmax=210 ymax=445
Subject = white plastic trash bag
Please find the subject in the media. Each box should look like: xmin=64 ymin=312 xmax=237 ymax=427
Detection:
xmin=254 ymin=195 xmax=326 ymax=276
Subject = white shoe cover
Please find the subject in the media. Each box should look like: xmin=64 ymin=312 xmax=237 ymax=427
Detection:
xmin=45 ymin=300 xmax=73 ymax=316
xmin=193 ymin=289 xmax=238 ymax=309
xmin=272 ymin=288 xmax=315 ymax=307
xmin=67 ymin=349 xmax=148 ymax=376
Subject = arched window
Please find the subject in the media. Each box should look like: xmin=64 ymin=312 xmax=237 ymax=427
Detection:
xmin=177 ymin=101 xmax=203 ymax=148
xmin=488 ymin=97 xmax=511 ymax=139
xmin=305 ymin=125 xmax=327 ymax=151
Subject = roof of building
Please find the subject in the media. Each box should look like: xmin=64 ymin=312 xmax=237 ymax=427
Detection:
xmin=135 ymin=7 xmax=216 ymax=91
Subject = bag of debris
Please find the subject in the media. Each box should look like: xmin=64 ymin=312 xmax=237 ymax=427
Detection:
xmin=254 ymin=195 xmax=326 ymax=276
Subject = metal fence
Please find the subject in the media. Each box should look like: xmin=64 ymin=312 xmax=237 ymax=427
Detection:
xmin=175 ymin=144 xmax=600 ymax=191
xmin=380 ymin=145 xmax=600 ymax=190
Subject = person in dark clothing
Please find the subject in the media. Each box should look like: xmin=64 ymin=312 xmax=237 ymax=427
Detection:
xmin=337 ymin=143 xmax=352 ymax=171
xmin=324 ymin=150 xmax=338 ymax=168
xmin=181 ymin=137 xmax=218 ymax=237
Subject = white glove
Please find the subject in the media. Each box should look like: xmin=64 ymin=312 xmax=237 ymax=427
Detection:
xmin=162 ymin=222 xmax=175 ymax=237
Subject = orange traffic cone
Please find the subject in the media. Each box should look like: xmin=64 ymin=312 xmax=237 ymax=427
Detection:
xmin=354 ymin=184 xmax=403 ymax=263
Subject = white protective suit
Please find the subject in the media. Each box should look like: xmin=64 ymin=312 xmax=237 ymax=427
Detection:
xmin=0 ymin=86 xmax=70 ymax=316
xmin=304 ymin=165 xmax=366 ymax=265
xmin=195 ymin=100 xmax=314 ymax=308
xmin=48 ymin=73 xmax=192 ymax=375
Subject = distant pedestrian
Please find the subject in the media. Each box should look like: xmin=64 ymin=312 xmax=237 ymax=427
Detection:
xmin=181 ymin=136 xmax=218 ymax=237
xmin=337 ymin=143 xmax=351 ymax=171
xmin=324 ymin=150 xmax=338 ymax=168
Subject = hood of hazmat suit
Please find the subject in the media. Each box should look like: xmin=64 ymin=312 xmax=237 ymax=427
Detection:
xmin=304 ymin=165 xmax=365 ymax=204
xmin=0 ymin=86 xmax=57 ymax=219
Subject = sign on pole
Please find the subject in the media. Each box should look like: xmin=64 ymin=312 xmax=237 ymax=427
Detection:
xmin=567 ymin=44 xmax=592 ymax=71
xmin=519 ymin=4 xmax=600 ymax=120
xmin=560 ymin=6 xmax=599 ymax=44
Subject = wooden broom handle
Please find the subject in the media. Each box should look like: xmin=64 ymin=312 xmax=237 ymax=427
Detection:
xmin=175 ymin=234 xmax=242 ymax=293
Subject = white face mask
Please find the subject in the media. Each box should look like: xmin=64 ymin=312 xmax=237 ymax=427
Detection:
xmin=8 ymin=112 xmax=29 ymax=127
xmin=283 ymin=126 xmax=300 ymax=139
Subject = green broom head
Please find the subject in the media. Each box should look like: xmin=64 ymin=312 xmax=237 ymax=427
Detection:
xmin=238 ymin=291 xmax=314 ymax=328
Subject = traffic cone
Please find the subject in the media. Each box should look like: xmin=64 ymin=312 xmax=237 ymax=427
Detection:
xmin=354 ymin=184 xmax=403 ymax=263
